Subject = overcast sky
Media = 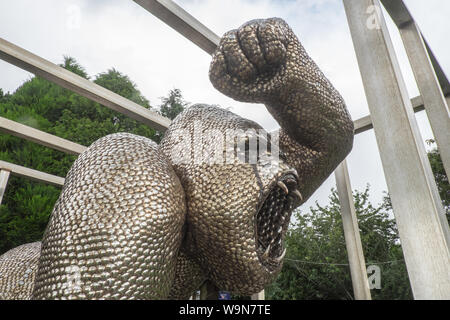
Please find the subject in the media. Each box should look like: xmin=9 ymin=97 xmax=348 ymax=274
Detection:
xmin=0 ymin=0 xmax=448 ymax=212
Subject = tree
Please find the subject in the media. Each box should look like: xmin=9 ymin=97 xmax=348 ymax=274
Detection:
xmin=425 ymin=140 xmax=449 ymax=221
xmin=265 ymin=186 xmax=413 ymax=300
xmin=0 ymin=57 xmax=187 ymax=254
xmin=159 ymin=88 xmax=189 ymax=120
xmin=265 ymin=139 xmax=449 ymax=300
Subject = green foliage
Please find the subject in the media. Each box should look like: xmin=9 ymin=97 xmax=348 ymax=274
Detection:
xmin=265 ymin=140 xmax=449 ymax=300
xmin=94 ymin=68 xmax=150 ymax=108
xmin=426 ymin=141 xmax=449 ymax=220
xmin=159 ymin=88 xmax=189 ymax=120
xmin=0 ymin=56 xmax=186 ymax=254
xmin=0 ymin=178 xmax=60 ymax=251
xmin=265 ymin=186 xmax=413 ymax=300
xmin=60 ymin=56 xmax=89 ymax=78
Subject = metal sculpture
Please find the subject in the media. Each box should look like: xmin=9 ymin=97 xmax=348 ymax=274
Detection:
xmin=0 ymin=18 xmax=353 ymax=299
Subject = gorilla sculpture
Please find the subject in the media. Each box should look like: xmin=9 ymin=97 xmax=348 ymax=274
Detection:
xmin=0 ymin=18 xmax=353 ymax=299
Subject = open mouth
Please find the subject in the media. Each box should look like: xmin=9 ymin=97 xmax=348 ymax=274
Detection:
xmin=256 ymin=173 xmax=301 ymax=271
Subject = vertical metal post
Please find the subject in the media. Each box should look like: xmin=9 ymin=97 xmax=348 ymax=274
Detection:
xmin=0 ymin=169 xmax=10 ymax=205
xmin=397 ymin=21 xmax=450 ymax=177
xmin=251 ymin=290 xmax=265 ymax=300
xmin=335 ymin=160 xmax=372 ymax=300
xmin=343 ymin=0 xmax=450 ymax=299
xmin=447 ymin=97 xmax=450 ymax=116
xmin=199 ymin=282 xmax=208 ymax=300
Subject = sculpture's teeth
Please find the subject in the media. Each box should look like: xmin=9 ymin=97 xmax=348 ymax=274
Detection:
xmin=277 ymin=181 xmax=289 ymax=194
xmin=263 ymin=245 xmax=271 ymax=258
xmin=293 ymin=190 xmax=303 ymax=202
xmin=275 ymin=248 xmax=286 ymax=262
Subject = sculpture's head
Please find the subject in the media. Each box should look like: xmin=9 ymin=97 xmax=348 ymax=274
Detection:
xmin=160 ymin=105 xmax=301 ymax=294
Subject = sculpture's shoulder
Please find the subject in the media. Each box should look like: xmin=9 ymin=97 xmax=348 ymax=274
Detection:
xmin=88 ymin=132 xmax=158 ymax=153
xmin=170 ymin=103 xmax=232 ymax=124
xmin=72 ymin=132 xmax=160 ymax=170
xmin=63 ymin=132 xmax=173 ymax=196
xmin=167 ymin=103 xmax=263 ymax=132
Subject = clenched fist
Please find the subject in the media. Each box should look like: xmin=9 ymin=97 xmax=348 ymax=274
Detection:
xmin=209 ymin=18 xmax=308 ymax=104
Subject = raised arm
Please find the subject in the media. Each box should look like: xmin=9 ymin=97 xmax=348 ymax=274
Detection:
xmin=209 ymin=18 xmax=354 ymax=201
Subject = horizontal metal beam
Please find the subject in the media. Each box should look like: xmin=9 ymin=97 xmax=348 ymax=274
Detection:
xmin=0 ymin=38 xmax=171 ymax=132
xmin=354 ymin=95 xmax=424 ymax=134
xmin=0 ymin=116 xmax=87 ymax=155
xmin=133 ymin=0 xmax=220 ymax=55
xmin=0 ymin=160 xmax=65 ymax=187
